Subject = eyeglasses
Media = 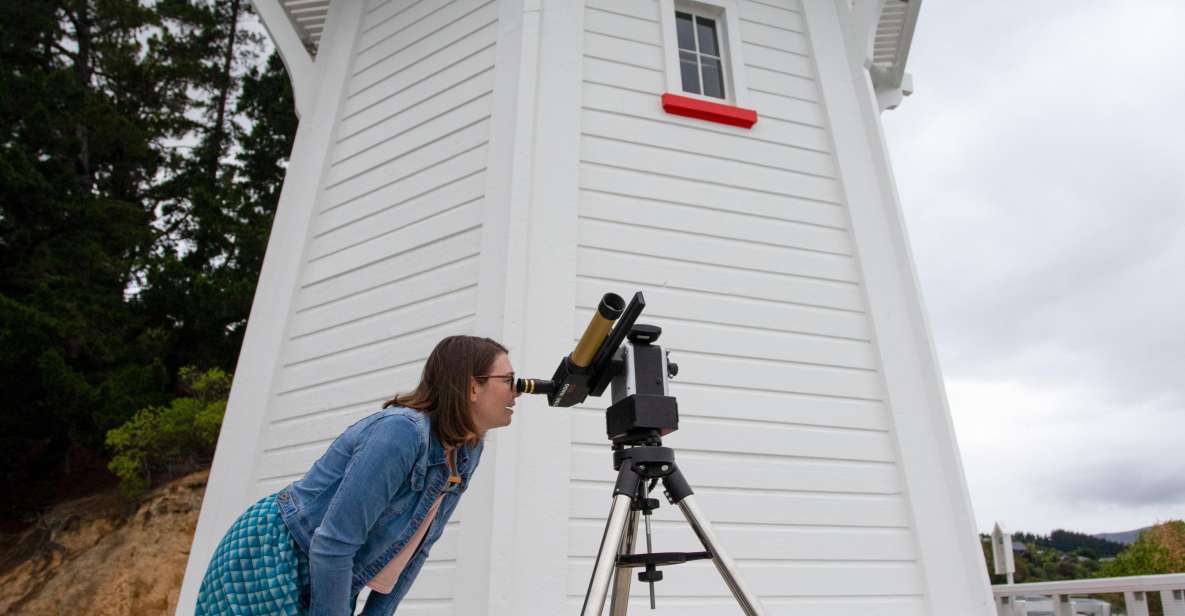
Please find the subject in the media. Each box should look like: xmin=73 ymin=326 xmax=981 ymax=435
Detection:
xmin=475 ymin=372 xmax=515 ymax=388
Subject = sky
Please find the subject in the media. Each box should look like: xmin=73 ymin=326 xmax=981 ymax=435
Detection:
xmin=880 ymin=0 xmax=1185 ymax=535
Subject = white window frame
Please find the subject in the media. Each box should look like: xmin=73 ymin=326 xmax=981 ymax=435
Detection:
xmin=659 ymin=0 xmax=751 ymax=108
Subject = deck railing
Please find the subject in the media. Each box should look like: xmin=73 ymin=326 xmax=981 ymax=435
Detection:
xmin=992 ymin=573 xmax=1185 ymax=616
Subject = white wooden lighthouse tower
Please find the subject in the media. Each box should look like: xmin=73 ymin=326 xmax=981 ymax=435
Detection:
xmin=178 ymin=0 xmax=995 ymax=614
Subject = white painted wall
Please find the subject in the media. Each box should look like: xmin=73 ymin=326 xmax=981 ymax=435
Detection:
xmin=563 ymin=0 xmax=928 ymax=613
xmin=181 ymin=0 xmax=993 ymax=614
xmin=180 ymin=0 xmax=503 ymax=613
xmin=254 ymin=1 xmax=507 ymax=610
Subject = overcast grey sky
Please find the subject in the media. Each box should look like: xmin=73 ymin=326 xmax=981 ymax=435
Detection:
xmin=881 ymin=0 xmax=1185 ymax=535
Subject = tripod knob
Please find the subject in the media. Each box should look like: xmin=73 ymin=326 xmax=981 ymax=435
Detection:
xmin=633 ymin=497 xmax=660 ymax=513
xmin=638 ymin=568 xmax=664 ymax=583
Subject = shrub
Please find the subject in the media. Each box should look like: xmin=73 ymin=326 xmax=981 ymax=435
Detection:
xmin=105 ymin=367 xmax=231 ymax=499
xmin=1100 ymin=521 xmax=1185 ymax=578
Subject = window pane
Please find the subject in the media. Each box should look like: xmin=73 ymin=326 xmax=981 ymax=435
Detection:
xmin=701 ymin=55 xmax=724 ymax=99
xmin=676 ymin=12 xmax=695 ymax=50
xmin=679 ymin=50 xmax=701 ymax=94
xmin=695 ymin=16 xmax=719 ymax=57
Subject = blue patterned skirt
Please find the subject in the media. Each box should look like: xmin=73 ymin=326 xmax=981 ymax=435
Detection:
xmin=196 ymin=493 xmax=310 ymax=615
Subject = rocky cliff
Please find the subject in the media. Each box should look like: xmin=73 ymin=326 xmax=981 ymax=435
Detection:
xmin=0 ymin=470 xmax=207 ymax=615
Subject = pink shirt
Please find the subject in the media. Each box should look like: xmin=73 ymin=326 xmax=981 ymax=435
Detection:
xmin=367 ymin=448 xmax=459 ymax=594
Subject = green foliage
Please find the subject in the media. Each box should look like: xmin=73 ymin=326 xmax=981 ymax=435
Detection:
xmin=1010 ymin=529 xmax=1126 ymax=558
xmin=981 ymin=533 xmax=1103 ymax=585
xmin=0 ymin=0 xmax=179 ymax=516
xmin=0 ymin=0 xmax=295 ymax=520
xmin=1089 ymin=522 xmax=1185 ymax=616
xmin=983 ymin=524 xmax=1185 ymax=616
xmin=1099 ymin=521 xmax=1185 ymax=577
xmin=105 ymin=367 xmax=230 ymax=499
xmin=1048 ymin=529 xmax=1127 ymax=558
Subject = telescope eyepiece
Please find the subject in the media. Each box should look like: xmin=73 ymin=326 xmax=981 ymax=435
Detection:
xmin=515 ymin=378 xmax=555 ymax=396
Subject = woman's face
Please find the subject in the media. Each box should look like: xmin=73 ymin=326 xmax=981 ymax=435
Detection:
xmin=469 ymin=352 xmax=519 ymax=434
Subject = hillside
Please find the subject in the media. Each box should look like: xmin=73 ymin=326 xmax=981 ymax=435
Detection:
xmin=0 ymin=470 xmax=207 ymax=615
xmin=1012 ymin=529 xmax=1127 ymax=558
xmin=1095 ymin=527 xmax=1151 ymax=545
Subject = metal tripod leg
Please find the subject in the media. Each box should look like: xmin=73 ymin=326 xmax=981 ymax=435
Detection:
xmin=582 ymin=451 xmax=767 ymax=615
xmin=608 ymin=509 xmax=640 ymax=616
xmin=676 ymin=495 xmax=767 ymax=616
xmin=581 ymin=494 xmax=635 ymax=616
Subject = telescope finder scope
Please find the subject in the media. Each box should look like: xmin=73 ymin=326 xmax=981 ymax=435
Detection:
xmin=571 ymin=293 xmax=625 ymax=367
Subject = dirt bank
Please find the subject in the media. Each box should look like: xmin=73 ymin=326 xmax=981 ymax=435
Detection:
xmin=0 ymin=470 xmax=207 ymax=615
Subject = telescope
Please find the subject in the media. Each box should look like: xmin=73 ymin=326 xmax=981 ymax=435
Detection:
xmin=514 ymin=290 xmax=766 ymax=615
xmin=515 ymin=291 xmax=680 ymax=445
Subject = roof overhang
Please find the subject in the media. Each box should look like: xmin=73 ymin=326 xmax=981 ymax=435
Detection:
xmin=868 ymin=0 xmax=922 ymax=110
xmin=251 ymin=0 xmax=329 ymax=118
xmin=871 ymin=0 xmax=920 ymax=91
xmin=256 ymin=0 xmax=923 ymax=113
xmin=275 ymin=0 xmax=330 ymax=52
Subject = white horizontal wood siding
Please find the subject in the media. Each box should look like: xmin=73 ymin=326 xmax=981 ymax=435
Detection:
xmin=251 ymin=0 xmax=499 ymax=612
xmin=571 ymin=0 xmax=924 ymax=613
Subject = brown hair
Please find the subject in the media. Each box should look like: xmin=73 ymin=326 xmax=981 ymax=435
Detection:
xmin=383 ymin=335 xmax=509 ymax=447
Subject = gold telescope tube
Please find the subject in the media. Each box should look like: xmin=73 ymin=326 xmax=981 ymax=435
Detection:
xmin=570 ymin=293 xmax=626 ymax=368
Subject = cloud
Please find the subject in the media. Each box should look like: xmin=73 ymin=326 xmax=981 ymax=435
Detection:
xmin=1057 ymin=460 xmax=1185 ymax=508
xmin=882 ymin=0 xmax=1185 ymax=532
xmin=886 ymin=0 xmax=1185 ymax=405
xmin=946 ymin=379 xmax=1184 ymax=533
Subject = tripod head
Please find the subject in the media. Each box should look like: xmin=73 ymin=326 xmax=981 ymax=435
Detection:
xmin=516 ymin=291 xmax=680 ymax=446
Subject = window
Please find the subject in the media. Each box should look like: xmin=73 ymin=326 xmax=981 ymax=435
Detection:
xmin=676 ymin=11 xmax=725 ymax=99
xmin=659 ymin=0 xmax=756 ymax=127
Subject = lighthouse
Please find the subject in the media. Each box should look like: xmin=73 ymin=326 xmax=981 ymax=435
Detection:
xmin=178 ymin=1 xmax=994 ymax=614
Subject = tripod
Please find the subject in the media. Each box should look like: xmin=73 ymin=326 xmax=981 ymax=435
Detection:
xmin=579 ymin=440 xmax=767 ymax=615
xmin=514 ymin=292 xmax=768 ymax=615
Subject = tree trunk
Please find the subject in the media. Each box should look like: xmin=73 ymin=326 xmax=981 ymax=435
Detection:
xmin=206 ymin=0 xmax=243 ymax=180
xmin=72 ymin=0 xmax=94 ymax=196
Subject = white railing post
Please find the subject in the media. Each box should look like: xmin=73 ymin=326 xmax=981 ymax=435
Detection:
xmin=992 ymin=523 xmax=1017 ymax=585
xmin=996 ymin=595 xmax=1018 ymax=616
xmin=1162 ymin=589 xmax=1185 ymax=616
xmin=1052 ymin=594 xmax=1073 ymax=616
xmin=993 ymin=572 xmax=1185 ymax=616
xmin=1125 ymin=590 xmax=1151 ymax=616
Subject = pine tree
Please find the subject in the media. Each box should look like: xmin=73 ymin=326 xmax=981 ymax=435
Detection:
xmin=0 ymin=0 xmax=295 ymax=519
xmin=0 ymin=0 xmax=188 ymax=515
xmin=134 ymin=0 xmax=277 ymax=378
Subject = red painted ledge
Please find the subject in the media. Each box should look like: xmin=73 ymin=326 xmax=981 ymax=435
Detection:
xmin=661 ymin=93 xmax=758 ymax=128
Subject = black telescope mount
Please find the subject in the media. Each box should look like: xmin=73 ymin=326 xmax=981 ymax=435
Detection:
xmin=515 ymin=292 xmax=767 ymax=615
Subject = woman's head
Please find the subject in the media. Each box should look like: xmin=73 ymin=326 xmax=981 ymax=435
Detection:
xmin=384 ymin=335 xmax=517 ymax=446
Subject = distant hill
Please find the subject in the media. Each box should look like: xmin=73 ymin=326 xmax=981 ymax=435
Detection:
xmin=1012 ymin=529 xmax=1127 ymax=557
xmin=1094 ymin=527 xmax=1151 ymax=545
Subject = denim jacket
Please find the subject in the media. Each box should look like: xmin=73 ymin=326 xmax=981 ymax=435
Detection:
xmin=276 ymin=406 xmax=483 ymax=616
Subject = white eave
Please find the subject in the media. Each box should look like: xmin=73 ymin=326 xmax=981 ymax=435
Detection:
xmin=278 ymin=0 xmax=330 ymax=53
xmin=259 ymin=0 xmax=922 ymax=114
xmin=251 ymin=0 xmax=331 ymax=117
xmin=871 ymin=0 xmax=919 ymax=87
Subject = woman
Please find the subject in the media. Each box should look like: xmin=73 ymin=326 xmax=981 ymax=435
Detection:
xmin=196 ymin=335 xmax=519 ymax=615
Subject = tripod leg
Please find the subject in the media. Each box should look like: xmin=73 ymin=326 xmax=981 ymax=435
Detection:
xmin=676 ymin=495 xmax=767 ymax=616
xmin=581 ymin=494 xmax=635 ymax=616
xmin=608 ymin=509 xmax=640 ymax=616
